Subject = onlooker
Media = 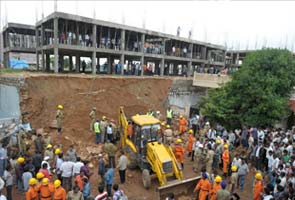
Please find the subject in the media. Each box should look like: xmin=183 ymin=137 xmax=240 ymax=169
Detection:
xmin=117 ymin=151 xmax=128 ymax=184
xmin=104 ymin=166 xmax=114 ymax=197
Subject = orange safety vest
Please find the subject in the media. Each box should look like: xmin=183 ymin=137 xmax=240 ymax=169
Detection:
xmin=210 ymin=183 xmax=222 ymax=200
xmin=127 ymin=124 xmax=134 ymax=137
xmin=174 ymin=145 xmax=185 ymax=163
xmin=253 ymin=180 xmax=264 ymax=200
xmin=26 ymin=186 xmax=38 ymax=200
xmin=54 ymin=186 xmax=67 ymax=200
xmin=187 ymin=135 xmax=195 ymax=152
xmin=195 ymin=178 xmax=211 ymax=200
xmin=38 ymin=184 xmax=54 ymax=200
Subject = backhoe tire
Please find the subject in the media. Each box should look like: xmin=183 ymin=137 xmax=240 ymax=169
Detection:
xmin=124 ymin=146 xmax=137 ymax=170
xmin=142 ymin=169 xmax=151 ymax=189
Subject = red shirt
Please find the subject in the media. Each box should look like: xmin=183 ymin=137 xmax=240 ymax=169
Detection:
xmin=95 ymin=192 xmax=108 ymax=200
xmin=39 ymin=169 xmax=51 ymax=180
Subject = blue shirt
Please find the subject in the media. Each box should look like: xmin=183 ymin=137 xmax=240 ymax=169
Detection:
xmin=82 ymin=182 xmax=91 ymax=198
xmin=105 ymin=168 xmax=114 ymax=185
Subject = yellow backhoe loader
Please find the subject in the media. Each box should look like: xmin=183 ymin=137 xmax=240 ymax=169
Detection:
xmin=118 ymin=106 xmax=183 ymax=189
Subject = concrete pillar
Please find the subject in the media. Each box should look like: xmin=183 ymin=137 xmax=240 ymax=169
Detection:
xmin=75 ymin=55 xmax=80 ymax=72
xmin=92 ymin=51 xmax=96 ymax=74
xmin=140 ymin=56 xmax=144 ymax=76
xmin=188 ymin=61 xmax=192 ymax=77
xmin=107 ymin=55 xmax=112 ymax=74
xmin=36 ymin=51 xmax=40 ymax=70
xmin=46 ymin=54 xmax=50 ymax=71
xmin=41 ymin=51 xmax=45 ymax=70
xmin=92 ymin=24 xmax=97 ymax=48
xmin=189 ymin=43 xmax=193 ymax=59
xmin=53 ymin=17 xmax=59 ymax=73
xmin=160 ymin=58 xmax=165 ymax=76
xmin=236 ymin=53 xmax=240 ymax=65
xmin=120 ymin=54 xmax=124 ymax=75
xmin=59 ymin=55 xmax=64 ymax=72
xmin=121 ymin=30 xmax=125 ymax=51
xmin=141 ymin=34 xmax=145 ymax=53
xmin=69 ymin=56 xmax=73 ymax=72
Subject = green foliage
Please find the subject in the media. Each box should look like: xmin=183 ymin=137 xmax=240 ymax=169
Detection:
xmin=200 ymin=48 xmax=295 ymax=129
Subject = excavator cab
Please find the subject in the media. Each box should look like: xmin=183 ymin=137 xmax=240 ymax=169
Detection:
xmin=118 ymin=107 xmax=183 ymax=189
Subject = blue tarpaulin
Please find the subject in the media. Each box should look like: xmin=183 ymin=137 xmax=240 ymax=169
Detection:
xmin=9 ymin=59 xmax=29 ymax=69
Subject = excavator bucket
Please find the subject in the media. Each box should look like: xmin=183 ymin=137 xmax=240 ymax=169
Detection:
xmin=157 ymin=176 xmax=201 ymax=200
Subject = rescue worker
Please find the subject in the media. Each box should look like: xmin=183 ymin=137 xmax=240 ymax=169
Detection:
xmin=147 ymin=109 xmax=154 ymax=117
xmin=37 ymin=178 xmax=54 ymax=200
xmin=222 ymin=144 xmax=229 ymax=177
xmin=110 ymin=119 xmax=118 ymax=142
xmin=43 ymin=133 xmax=52 ymax=148
xmin=206 ymin=143 xmax=214 ymax=174
xmin=173 ymin=139 xmax=185 ymax=169
xmin=213 ymin=139 xmax=222 ymax=172
xmin=163 ymin=125 xmax=173 ymax=145
xmin=56 ymin=105 xmax=63 ymax=134
xmin=178 ymin=115 xmax=187 ymax=134
xmin=216 ymin=181 xmax=230 ymax=200
xmin=166 ymin=107 xmax=173 ymax=125
xmin=100 ymin=116 xmax=108 ymax=143
xmin=16 ymin=157 xmax=25 ymax=192
xmin=187 ymin=129 xmax=195 ymax=157
xmin=127 ymin=121 xmax=134 ymax=139
xmin=230 ymin=165 xmax=238 ymax=194
xmin=93 ymin=119 xmax=101 ymax=144
xmin=194 ymin=172 xmax=211 ymax=200
xmin=210 ymin=175 xmax=222 ymax=200
xmin=36 ymin=172 xmax=45 ymax=184
xmin=253 ymin=173 xmax=264 ymax=200
xmin=89 ymin=107 xmax=96 ymax=131
xmin=193 ymin=144 xmax=203 ymax=172
xmin=104 ymin=140 xmax=117 ymax=168
xmin=53 ymin=179 xmax=66 ymax=200
xmin=44 ymin=144 xmax=54 ymax=161
xmin=26 ymin=178 xmax=38 ymax=200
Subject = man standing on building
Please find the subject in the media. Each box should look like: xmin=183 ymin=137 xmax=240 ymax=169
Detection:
xmin=117 ymin=151 xmax=128 ymax=184
xmin=94 ymin=119 xmax=101 ymax=144
xmin=100 ymin=116 xmax=108 ymax=143
xmin=104 ymin=140 xmax=117 ymax=168
xmin=56 ymin=105 xmax=63 ymax=135
xmin=166 ymin=107 xmax=173 ymax=125
xmin=89 ymin=107 xmax=96 ymax=132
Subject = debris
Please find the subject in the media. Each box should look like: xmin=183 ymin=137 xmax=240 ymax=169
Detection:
xmin=50 ymin=120 xmax=57 ymax=128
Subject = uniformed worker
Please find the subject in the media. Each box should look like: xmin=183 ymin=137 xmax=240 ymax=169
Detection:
xmin=26 ymin=178 xmax=38 ymax=200
xmin=53 ymin=179 xmax=66 ymax=200
xmin=163 ymin=125 xmax=173 ymax=145
xmin=56 ymin=105 xmax=63 ymax=134
xmin=37 ymin=178 xmax=54 ymax=200
xmin=210 ymin=175 xmax=222 ymax=200
xmin=173 ymin=139 xmax=185 ymax=169
xmin=253 ymin=173 xmax=264 ymax=200
xmin=187 ymin=129 xmax=195 ymax=157
xmin=222 ymin=144 xmax=230 ymax=177
xmin=89 ymin=107 xmax=96 ymax=131
xmin=216 ymin=181 xmax=230 ymax=200
xmin=194 ymin=172 xmax=211 ymax=200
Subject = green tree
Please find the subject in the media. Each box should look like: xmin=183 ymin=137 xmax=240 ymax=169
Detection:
xmin=200 ymin=49 xmax=295 ymax=129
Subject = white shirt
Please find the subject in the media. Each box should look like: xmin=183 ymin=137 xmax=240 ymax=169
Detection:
xmin=41 ymin=160 xmax=50 ymax=171
xmin=107 ymin=126 xmax=113 ymax=135
xmin=60 ymin=161 xmax=74 ymax=177
xmin=73 ymin=161 xmax=84 ymax=175
xmin=56 ymin=158 xmax=63 ymax=170
xmin=258 ymin=130 xmax=265 ymax=140
xmin=0 ymin=195 xmax=7 ymax=200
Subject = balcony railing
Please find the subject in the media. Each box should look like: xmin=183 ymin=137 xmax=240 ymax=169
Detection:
xmin=193 ymin=72 xmax=231 ymax=88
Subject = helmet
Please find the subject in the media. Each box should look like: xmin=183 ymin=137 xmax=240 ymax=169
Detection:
xmin=44 ymin=156 xmax=50 ymax=161
xmin=214 ymin=176 xmax=222 ymax=183
xmin=54 ymin=179 xmax=61 ymax=188
xmin=46 ymin=144 xmax=52 ymax=149
xmin=179 ymin=115 xmax=183 ymax=118
xmin=224 ymin=144 xmax=228 ymax=149
xmin=29 ymin=178 xmax=37 ymax=186
xmin=216 ymin=139 xmax=221 ymax=144
xmin=42 ymin=178 xmax=49 ymax=185
xmin=231 ymin=165 xmax=237 ymax=172
xmin=17 ymin=157 xmax=25 ymax=164
xmin=92 ymin=107 xmax=96 ymax=110
xmin=166 ymin=125 xmax=170 ymax=129
xmin=57 ymin=105 xmax=63 ymax=109
xmin=255 ymin=173 xmax=263 ymax=180
xmin=161 ymin=122 xmax=165 ymax=126
xmin=221 ymin=180 xmax=227 ymax=189
xmin=176 ymin=139 xmax=182 ymax=143
xmin=36 ymin=172 xmax=45 ymax=179
xmin=189 ymin=129 xmax=193 ymax=134
xmin=102 ymin=116 xmax=106 ymax=120
xmin=55 ymin=148 xmax=61 ymax=155
xmin=202 ymin=172 xmax=207 ymax=179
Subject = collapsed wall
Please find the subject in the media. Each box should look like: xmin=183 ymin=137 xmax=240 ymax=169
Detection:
xmin=0 ymin=74 xmax=207 ymax=132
